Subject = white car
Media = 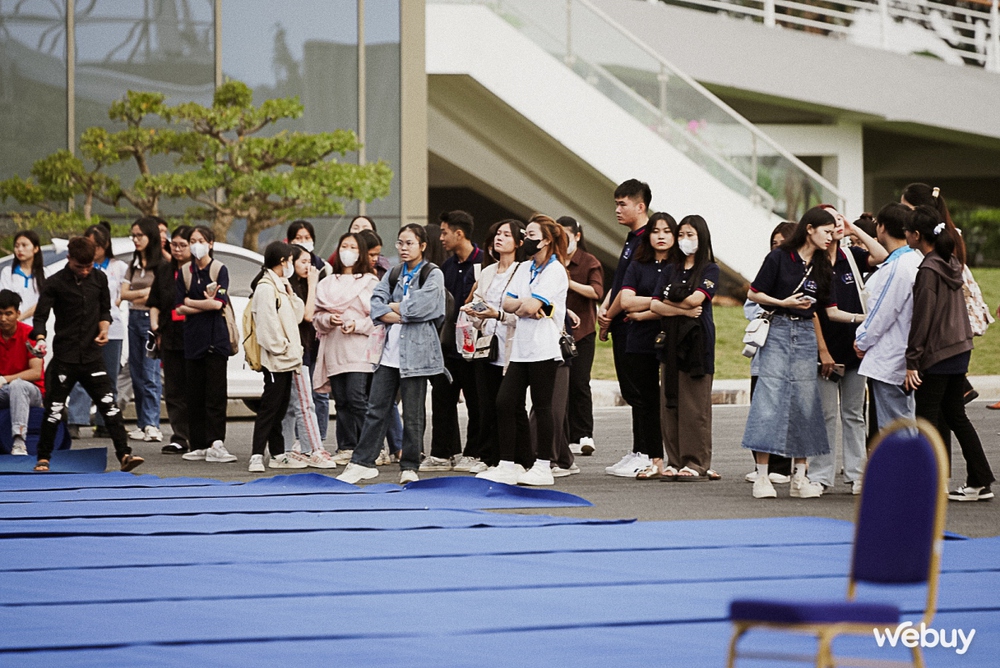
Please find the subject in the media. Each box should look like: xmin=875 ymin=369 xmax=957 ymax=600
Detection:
xmin=0 ymin=237 xmax=266 ymax=410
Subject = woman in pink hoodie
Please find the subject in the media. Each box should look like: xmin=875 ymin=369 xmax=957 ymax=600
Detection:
xmin=314 ymin=233 xmax=380 ymax=460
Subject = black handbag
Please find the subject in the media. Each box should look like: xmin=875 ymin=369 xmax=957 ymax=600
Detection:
xmin=472 ymin=333 xmax=499 ymax=363
xmin=559 ymin=330 xmax=578 ymax=361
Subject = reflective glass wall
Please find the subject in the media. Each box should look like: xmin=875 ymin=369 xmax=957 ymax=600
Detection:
xmin=1 ymin=0 xmax=402 ymax=253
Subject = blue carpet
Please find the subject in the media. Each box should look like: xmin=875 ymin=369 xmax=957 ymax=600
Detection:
xmin=0 ymin=447 xmax=107 ymax=473
xmin=0 ymin=473 xmax=995 ymax=667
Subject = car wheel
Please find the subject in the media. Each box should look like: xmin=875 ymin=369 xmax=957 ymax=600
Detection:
xmin=242 ymin=399 xmax=261 ymax=414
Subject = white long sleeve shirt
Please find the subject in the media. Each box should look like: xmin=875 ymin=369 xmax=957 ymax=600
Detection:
xmin=855 ymin=246 xmax=922 ymax=385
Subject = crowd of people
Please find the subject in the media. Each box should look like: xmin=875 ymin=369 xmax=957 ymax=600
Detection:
xmin=0 ymin=179 xmax=993 ymax=502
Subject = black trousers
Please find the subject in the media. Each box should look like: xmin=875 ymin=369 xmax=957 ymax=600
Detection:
xmin=474 ymin=360 xmax=514 ymax=467
xmin=162 ymin=348 xmax=190 ymax=449
xmin=38 ymin=358 xmax=130 ymax=462
xmin=567 ymin=332 xmax=596 ymax=442
xmin=430 ymin=355 xmax=481 ymax=459
xmin=496 ymin=360 xmax=560 ymax=469
xmin=915 ymin=373 xmax=995 ymax=488
xmin=185 ymin=353 xmax=228 ymax=452
xmin=624 ymin=352 xmax=663 ymax=460
xmin=252 ymin=369 xmax=293 ymax=457
xmin=611 ymin=328 xmax=643 ymax=452
xmin=531 ymin=364 xmax=573 ymax=468
xmin=749 ymin=375 xmax=792 ymax=475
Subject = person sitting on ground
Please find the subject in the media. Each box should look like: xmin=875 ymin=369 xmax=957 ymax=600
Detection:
xmin=0 ymin=290 xmax=44 ymax=456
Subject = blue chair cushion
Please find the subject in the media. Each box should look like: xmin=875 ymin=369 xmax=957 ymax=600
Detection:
xmin=0 ymin=407 xmax=71 ymax=455
xmin=730 ymin=599 xmax=900 ymax=625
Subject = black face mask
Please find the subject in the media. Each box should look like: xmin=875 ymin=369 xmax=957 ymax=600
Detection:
xmin=522 ymin=238 xmax=542 ymax=257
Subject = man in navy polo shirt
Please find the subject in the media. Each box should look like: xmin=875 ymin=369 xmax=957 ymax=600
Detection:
xmin=598 ymin=179 xmax=650 ymax=469
xmin=424 ymin=210 xmax=484 ymax=472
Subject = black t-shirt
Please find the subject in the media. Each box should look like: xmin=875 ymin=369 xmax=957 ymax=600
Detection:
xmin=609 ymin=227 xmax=645 ymax=332
xmin=147 ymin=263 xmax=185 ymax=352
xmin=175 ymin=260 xmax=231 ymax=360
xmin=750 ymin=248 xmax=833 ymax=317
xmin=621 ymin=259 xmax=668 ymax=355
xmin=653 ymin=262 xmax=719 ymax=375
xmin=817 ymin=246 xmax=868 ymax=368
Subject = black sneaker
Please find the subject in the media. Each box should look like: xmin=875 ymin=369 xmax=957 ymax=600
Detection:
xmin=963 ymin=389 xmax=980 ymax=405
xmin=948 ymin=485 xmax=994 ymax=502
xmin=161 ymin=442 xmax=188 ymax=455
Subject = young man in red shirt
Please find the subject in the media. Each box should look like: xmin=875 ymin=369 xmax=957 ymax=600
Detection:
xmin=0 ymin=290 xmax=44 ymax=455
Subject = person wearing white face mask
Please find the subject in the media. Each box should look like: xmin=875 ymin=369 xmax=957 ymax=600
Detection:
xmin=313 ymin=233 xmax=380 ymax=464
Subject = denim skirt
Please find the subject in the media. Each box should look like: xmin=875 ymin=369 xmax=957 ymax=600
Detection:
xmin=741 ymin=315 xmax=830 ymax=458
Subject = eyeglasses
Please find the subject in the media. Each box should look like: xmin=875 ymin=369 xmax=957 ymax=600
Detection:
xmin=395 ymin=240 xmax=418 ymax=249
xmin=170 ymin=242 xmax=189 ymax=250
xmin=130 ymin=234 xmax=146 ymax=240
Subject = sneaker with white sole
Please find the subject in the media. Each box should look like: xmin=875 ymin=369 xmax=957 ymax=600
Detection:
xmin=578 ymin=437 xmax=596 ymax=456
xmin=287 ymin=451 xmax=311 ymax=465
xmin=948 ymin=485 xmax=994 ymax=502
xmin=11 ymin=438 xmax=28 ymax=456
xmin=569 ymin=442 xmax=582 ymax=455
xmin=790 ymin=476 xmax=824 ymax=498
xmin=269 ymin=453 xmax=308 ymax=469
xmin=476 ymin=462 xmax=521 ymax=485
xmin=468 ymin=460 xmax=488 ymax=474
xmin=248 ymin=454 xmax=265 ymax=472
xmin=752 ymin=476 xmax=777 ymax=498
xmin=375 ymin=448 xmax=392 ymax=466
xmin=551 ymin=463 xmax=581 ymax=477
xmin=611 ymin=453 xmax=651 ymax=478
xmin=419 ymin=455 xmax=452 ymax=472
xmin=206 ymin=441 xmax=238 ymax=463
xmin=400 ymin=470 xmax=419 ymax=484
xmin=143 ymin=426 xmax=163 ymax=442
xmin=452 ymin=456 xmax=482 ymax=472
xmin=518 ymin=462 xmax=555 ymax=486
xmin=307 ymin=449 xmax=338 ymax=469
xmin=337 ymin=462 xmax=379 ymax=484
xmin=605 ymin=453 xmax=638 ymax=475
xmin=182 ymin=448 xmax=208 ymax=461
xmin=128 ymin=428 xmax=146 ymax=441
xmin=851 ymin=480 xmax=863 ymax=496
xmin=745 ymin=469 xmax=791 ymax=484
xmin=332 ymin=449 xmax=354 ymax=465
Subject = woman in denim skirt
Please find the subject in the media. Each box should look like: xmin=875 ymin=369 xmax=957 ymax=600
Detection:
xmin=742 ymin=207 xmax=856 ymax=499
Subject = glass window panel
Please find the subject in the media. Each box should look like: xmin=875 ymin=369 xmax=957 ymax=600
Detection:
xmin=364 ymin=0 xmax=400 ymax=233
xmin=0 ymin=1 xmax=68 ymax=202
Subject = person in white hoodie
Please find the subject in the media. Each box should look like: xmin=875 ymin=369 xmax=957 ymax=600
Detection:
xmin=853 ymin=203 xmax=922 ymax=429
xmin=248 ymin=242 xmax=305 ymax=473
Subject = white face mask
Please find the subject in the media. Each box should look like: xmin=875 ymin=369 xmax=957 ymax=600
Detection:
xmin=190 ymin=242 xmax=209 ymax=260
xmin=678 ymin=238 xmax=698 ymax=256
xmin=297 ymin=240 xmax=314 ymax=253
xmin=566 ymin=237 xmax=578 ymax=256
xmin=339 ymin=249 xmax=359 ymax=268
xmin=283 ymin=261 xmax=295 ymax=278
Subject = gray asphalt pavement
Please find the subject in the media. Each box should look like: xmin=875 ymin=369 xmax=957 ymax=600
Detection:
xmin=83 ymin=402 xmax=1000 ymax=538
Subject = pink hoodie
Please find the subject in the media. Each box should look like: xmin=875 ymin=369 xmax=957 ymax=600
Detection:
xmin=313 ymin=272 xmax=379 ymax=391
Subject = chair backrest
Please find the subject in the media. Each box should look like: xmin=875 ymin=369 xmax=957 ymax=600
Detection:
xmin=849 ymin=419 xmax=948 ymax=623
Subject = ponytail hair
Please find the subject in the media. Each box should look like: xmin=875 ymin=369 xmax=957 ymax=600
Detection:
xmin=905 ymin=204 xmax=955 ymax=262
xmin=529 ymin=213 xmax=568 ymax=266
xmin=902 ymin=183 xmax=965 ymax=265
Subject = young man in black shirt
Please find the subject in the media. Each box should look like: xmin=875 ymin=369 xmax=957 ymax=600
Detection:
xmin=30 ymin=237 xmax=143 ymax=472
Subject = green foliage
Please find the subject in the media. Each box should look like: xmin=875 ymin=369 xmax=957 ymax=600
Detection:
xmin=954 ymin=207 xmax=1000 ymax=267
xmin=1 ymin=80 xmax=393 ymax=250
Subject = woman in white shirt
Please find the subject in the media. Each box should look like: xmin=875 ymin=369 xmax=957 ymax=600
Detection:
xmin=462 ymin=219 xmax=526 ymax=472
xmin=0 ymin=231 xmax=46 ymax=321
xmin=477 ymin=214 xmax=569 ymax=487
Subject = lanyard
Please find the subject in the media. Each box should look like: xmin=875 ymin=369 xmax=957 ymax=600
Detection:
xmin=529 ymin=255 xmax=555 ymax=284
xmin=401 ymin=261 xmax=425 ymax=296
xmin=13 ymin=264 xmax=32 ymax=289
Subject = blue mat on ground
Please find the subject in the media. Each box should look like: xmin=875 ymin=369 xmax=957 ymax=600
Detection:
xmin=0 ymin=448 xmax=106 ymax=474
xmin=1 ymin=473 xmax=996 ymax=668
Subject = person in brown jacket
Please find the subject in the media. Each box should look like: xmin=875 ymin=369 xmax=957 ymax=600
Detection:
xmin=904 ymin=204 xmax=995 ymax=502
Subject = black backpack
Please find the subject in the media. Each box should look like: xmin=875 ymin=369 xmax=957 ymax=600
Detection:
xmin=387 ymin=262 xmax=454 ymax=343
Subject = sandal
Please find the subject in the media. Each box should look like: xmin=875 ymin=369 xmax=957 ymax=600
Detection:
xmin=676 ymin=466 xmax=708 ymax=482
xmin=33 ymin=459 xmax=50 ymax=472
xmin=635 ymin=465 xmax=662 ymax=481
xmin=658 ymin=465 xmax=678 ymax=482
xmin=120 ymin=454 xmax=145 ymax=472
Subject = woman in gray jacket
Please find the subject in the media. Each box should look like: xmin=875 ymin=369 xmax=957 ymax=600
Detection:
xmin=337 ymin=224 xmax=447 ymax=485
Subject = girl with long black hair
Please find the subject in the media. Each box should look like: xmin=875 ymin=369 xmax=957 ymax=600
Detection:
xmin=0 ymin=230 xmax=46 ymax=321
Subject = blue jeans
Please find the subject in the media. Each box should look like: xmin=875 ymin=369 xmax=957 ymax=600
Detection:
xmin=68 ymin=339 xmax=123 ymax=427
xmin=351 ymin=366 xmax=427 ymax=470
xmin=308 ymin=358 xmax=330 ymax=441
xmin=871 ymin=379 xmax=915 ymax=430
xmin=128 ymin=310 xmax=161 ymax=429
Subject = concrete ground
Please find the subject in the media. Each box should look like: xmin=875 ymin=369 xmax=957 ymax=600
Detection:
xmin=83 ymin=401 xmax=1000 ymax=539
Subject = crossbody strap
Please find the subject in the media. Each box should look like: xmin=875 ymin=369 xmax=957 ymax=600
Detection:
xmin=841 ymin=247 xmax=868 ymax=314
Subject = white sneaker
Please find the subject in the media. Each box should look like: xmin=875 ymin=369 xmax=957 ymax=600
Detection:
xmin=518 ymin=463 xmax=555 ymax=486
xmin=611 ymin=453 xmax=651 ymax=478
xmin=182 ymin=448 xmax=208 ymax=461
xmin=332 ymin=449 xmax=354 ymax=465
xmin=790 ymin=476 xmax=824 ymax=499
xmin=578 ymin=437 xmax=596 ymax=456
xmin=375 ymin=448 xmax=392 ymax=466
xmin=419 ymin=456 xmax=453 ymax=472
xmin=306 ymin=449 xmax=338 ymax=469
xmin=752 ymin=476 xmax=777 ymax=499
xmin=337 ymin=462 xmax=379 ymax=484
xmin=569 ymin=442 xmax=583 ymax=455
xmin=291 ymin=440 xmax=301 ymax=453
xmin=468 ymin=460 xmax=488 ymax=474
xmin=11 ymin=438 xmax=28 ymax=456
xmin=143 ymin=426 xmax=163 ymax=442
xmin=852 ymin=480 xmax=863 ymax=496
xmin=269 ymin=453 xmax=308 ymax=469
xmin=476 ymin=462 xmax=520 ymax=485
xmin=948 ymin=485 xmax=994 ymax=502
xmin=128 ymin=428 xmax=146 ymax=441
xmin=399 ymin=470 xmax=419 ymax=484
xmin=745 ymin=469 xmax=758 ymax=483
xmin=248 ymin=454 xmax=265 ymax=473
xmin=452 ymin=456 xmax=482 ymax=472
xmin=206 ymin=441 xmax=237 ymax=463
xmin=605 ymin=453 xmax=637 ymax=475
xmin=745 ymin=469 xmax=791 ymax=484
xmin=551 ymin=463 xmax=581 ymax=477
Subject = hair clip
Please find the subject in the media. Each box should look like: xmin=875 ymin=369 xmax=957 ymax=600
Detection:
xmin=931 ymin=187 xmax=940 ymax=199
xmin=933 ymin=222 xmax=946 ymax=236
